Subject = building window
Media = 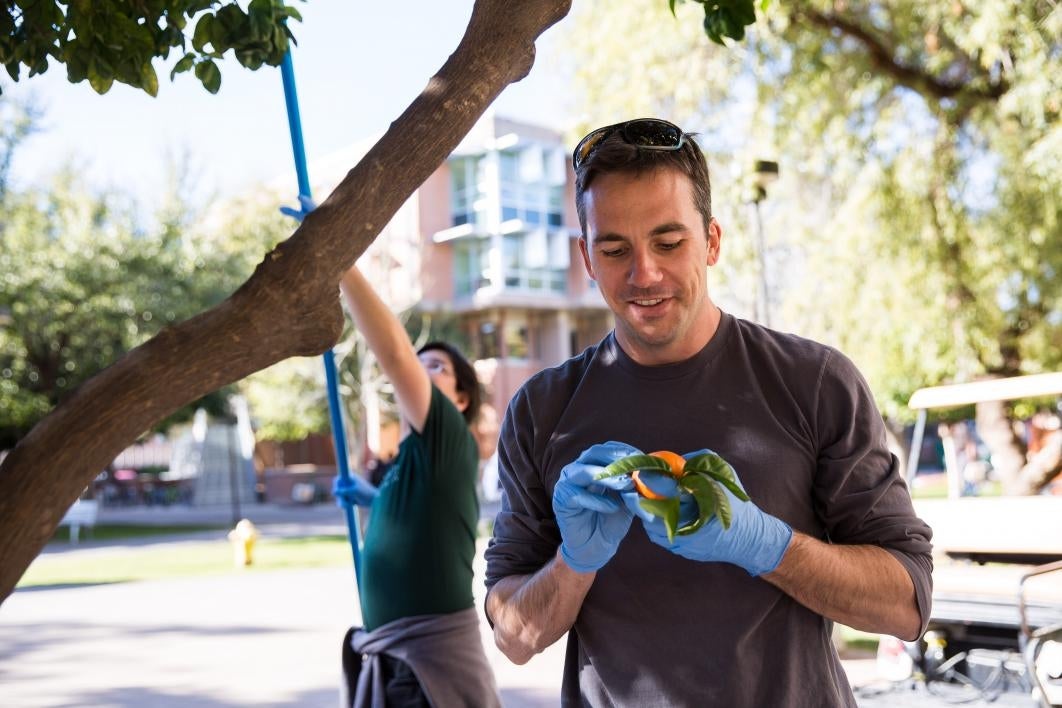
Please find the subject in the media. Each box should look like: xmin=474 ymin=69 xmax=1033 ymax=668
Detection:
xmin=502 ymin=231 xmax=567 ymax=294
xmin=453 ymin=237 xmax=491 ymax=296
xmin=450 ymin=156 xmax=487 ymax=228
xmin=504 ymin=318 xmax=533 ymax=359
xmin=477 ymin=321 xmax=500 ymax=359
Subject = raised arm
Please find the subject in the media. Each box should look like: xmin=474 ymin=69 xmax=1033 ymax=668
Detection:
xmin=339 ymin=265 xmax=432 ymax=431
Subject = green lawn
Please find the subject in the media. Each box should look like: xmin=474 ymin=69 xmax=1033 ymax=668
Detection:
xmin=48 ymin=523 xmax=225 ymax=543
xmin=19 ymin=534 xmax=354 ymax=589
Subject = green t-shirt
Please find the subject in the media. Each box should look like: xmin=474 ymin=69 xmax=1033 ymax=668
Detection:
xmin=359 ymin=385 xmax=481 ymax=630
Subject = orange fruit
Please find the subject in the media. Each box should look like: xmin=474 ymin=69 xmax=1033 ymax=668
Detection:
xmin=649 ymin=450 xmax=686 ymax=478
xmin=632 ymin=470 xmax=669 ymax=500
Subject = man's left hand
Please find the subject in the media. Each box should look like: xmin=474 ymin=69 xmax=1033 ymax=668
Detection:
xmin=638 ymin=468 xmax=793 ymax=576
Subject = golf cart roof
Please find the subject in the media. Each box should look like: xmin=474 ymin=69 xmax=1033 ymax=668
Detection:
xmin=909 ymin=372 xmax=1062 ymax=410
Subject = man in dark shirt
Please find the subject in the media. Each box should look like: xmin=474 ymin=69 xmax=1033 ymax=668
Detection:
xmin=483 ymin=119 xmax=933 ymax=707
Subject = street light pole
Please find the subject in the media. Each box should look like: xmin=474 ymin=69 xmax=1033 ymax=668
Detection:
xmin=751 ymin=159 xmax=779 ymax=328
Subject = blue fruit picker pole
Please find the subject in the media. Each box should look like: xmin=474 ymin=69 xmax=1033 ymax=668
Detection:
xmin=277 ymin=50 xmax=364 ymax=584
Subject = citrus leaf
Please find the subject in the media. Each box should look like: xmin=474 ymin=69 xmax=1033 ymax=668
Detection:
xmin=194 ymin=59 xmax=220 ymax=94
xmin=684 ymin=453 xmax=749 ymax=501
xmin=677 ymin=473 xmax=716 ymax=535
xmin=708 ymin=479 xmax=733 ymax=529
xmin=639 ymin=496 xmax=680 ymax=543
xmin=139 ymin=61 xmax=158 ymax=97
xmin=596 ymin=453 xmax=671 ymax=479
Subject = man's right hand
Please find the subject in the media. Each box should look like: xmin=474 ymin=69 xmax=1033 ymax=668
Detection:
xmin=552 ymin=441 xmax=639 ymax=573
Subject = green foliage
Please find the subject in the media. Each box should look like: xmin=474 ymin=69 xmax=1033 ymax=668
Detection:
xmin=0 ymin=172 xmax=243 ymax=446
xmin=568 ymin=0 xmax=1061 ymax=423
xmin=0 ymin=0 xmax=304 ymax=96
xmin=669 ymin=1 xmax=765 ymax=44
xmin=0 ymin=98 xmax=260 ymax=447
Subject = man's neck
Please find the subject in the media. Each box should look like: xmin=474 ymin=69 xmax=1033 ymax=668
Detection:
xmin=617 ymin=300 xmax=722 ymax=367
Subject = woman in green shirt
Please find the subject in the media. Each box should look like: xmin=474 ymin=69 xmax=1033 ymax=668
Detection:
xmin=337 ymin=265 xmax=500 ymax=708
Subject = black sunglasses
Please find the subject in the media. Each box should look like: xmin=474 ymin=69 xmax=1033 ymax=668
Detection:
xmin=572 ymin=118 xmax=687 ymax=170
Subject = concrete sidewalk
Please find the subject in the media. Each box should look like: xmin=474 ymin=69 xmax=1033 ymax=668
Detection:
xmin=2 ymin=542 xmax=564 ymax=708
xmin=7 ymin=503 xmax=989 ymax=707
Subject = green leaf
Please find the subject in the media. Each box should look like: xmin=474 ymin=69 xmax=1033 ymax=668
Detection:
xmin=194 ymin=59 xmax=220 ymax=94
xmin=170 ymin=53 xmax=195 ymax=80
xmin=596 ymin=453 xmax=672 ymax=479
xmin=707 ymin=479 xmax=733 ymax=529
xmin=730 ymin=1 xmax=756 ymax=26
xmin=683 ymin=453 xmax=749 ymax=501
xmin=88 ymin=71 xmax=114 ymax=95
xmin=638 ymin=496 xmax=681 ymax=543
xmin=668 ymin=0 xmax=678 ymax=17
xmin=191 ymin=14 xmax=214 ymax=52
xmin=139 ymin=61 xmax=158 ymax=97
xmin=677 ymin=473 xmax=716 ymax=535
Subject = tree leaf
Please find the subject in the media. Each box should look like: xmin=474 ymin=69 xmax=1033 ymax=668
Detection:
xmin=677 ymin=473 xmax=716 ymax=535
xmin=170 ymin=52 xmax=195 ymax=80
xmin=596 ymin=453 xmax=672 ymax=479
xmin=707 ymin=478 xmax=733 ymax=529
xmin=194 ymin=59 xmax=220 ymax=94
xmin=191 ymin=14 xmax=214 ymax=52
xmin=139 ymin=61 xmax=158 ymax=97
xmin=638 ymin=496 xmax=681 ymax=543
xmin=88 ymin=71 xmax=114 ymax=95
xmin=684 ymin=452 xmax=749 ymax=501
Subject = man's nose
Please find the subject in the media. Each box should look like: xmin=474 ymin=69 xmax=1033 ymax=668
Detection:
xmin=628 ymin=248 xmax=663 ymax=287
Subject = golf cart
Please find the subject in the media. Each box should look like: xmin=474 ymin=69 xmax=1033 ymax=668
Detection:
xmin=882 ymin=373 xmax=1062 ymax=706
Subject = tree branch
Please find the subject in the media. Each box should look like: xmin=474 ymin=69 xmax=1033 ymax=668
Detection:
xmin=0 ymin=0 xmax=571 ymax=604
xmin=797 ymin=7 xmax=1008 ymax=107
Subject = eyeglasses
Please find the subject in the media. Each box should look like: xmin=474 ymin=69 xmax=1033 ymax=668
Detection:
xmin=421 ymin=358 xmax=453 ymax=377
xmin=572 ymin=118 xmax=687 ymax=170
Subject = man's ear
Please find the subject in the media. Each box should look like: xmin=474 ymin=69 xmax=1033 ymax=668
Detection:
xmin=706 ymin=219 xmax=723 ymax=266
xmin=579 ymin=236 xmax=596 ymax=280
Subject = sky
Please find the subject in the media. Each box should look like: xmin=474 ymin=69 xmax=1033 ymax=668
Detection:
xmin=8 ymin=1 xmax=576 ymax=215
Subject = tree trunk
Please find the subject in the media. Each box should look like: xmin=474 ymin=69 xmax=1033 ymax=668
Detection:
xmin=0 ymin=0 xmax=572 ymax=604
xmin=975 ymin=399 xmax=1029 ymax=495
xmin=882 ymin=417 xmax=910 ymax=481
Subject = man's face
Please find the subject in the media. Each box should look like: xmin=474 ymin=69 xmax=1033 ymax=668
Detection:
xmin=579 ymin=168 xmax=722 ymax=366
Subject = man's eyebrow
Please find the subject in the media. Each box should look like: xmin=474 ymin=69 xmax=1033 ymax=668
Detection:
xmin=649 ymin=222 xmax=689 ymax=237
xmin=592 ymin=232 xmax=627 ymax=245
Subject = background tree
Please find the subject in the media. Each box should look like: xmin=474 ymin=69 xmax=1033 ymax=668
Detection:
xmin=566 ymin=0 xmax=1060 ymax=487
xmin=0 ymin=0 xmax=761 ymax=603
xmin=0 ymin=129 xmax=247 ymax=447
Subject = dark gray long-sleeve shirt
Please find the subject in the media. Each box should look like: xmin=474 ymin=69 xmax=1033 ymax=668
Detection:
xmin=485 ymin=311 xmax=933 ymax=707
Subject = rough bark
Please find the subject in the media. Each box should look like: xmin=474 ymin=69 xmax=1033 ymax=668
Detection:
xmin=975 ymin=399 xmax=1029 ymax=495
xmin=0 ymin=0 xmax=571 ymax=604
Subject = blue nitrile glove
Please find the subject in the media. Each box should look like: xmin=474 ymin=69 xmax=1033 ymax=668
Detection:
xmin=639 ymin=460 xmax=793 ymax=576
xmin=332 ymin=474 xmax=378 ymax=509
xmin=552 ymin=441 xmax=640 ymax=573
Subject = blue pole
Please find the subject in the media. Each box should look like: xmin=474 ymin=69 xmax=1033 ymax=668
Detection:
xmin=278 ymin=51 xmax=363 ymax=583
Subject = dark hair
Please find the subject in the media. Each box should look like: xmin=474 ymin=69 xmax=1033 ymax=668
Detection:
xmin=574 ymin=127 xmax=713 ymax=237
xmin=417 ymin=341 xmax=482 ymax=425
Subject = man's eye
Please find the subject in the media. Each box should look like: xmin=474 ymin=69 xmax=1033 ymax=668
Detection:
xmin=600 ymin=247 xmax=626 ymax=257
xmin=658 ymin=241 xmax=681 ymax=251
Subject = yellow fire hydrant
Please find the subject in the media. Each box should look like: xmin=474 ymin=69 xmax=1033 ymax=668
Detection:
xmin=228 ymin=518 xmax=259 ymax=567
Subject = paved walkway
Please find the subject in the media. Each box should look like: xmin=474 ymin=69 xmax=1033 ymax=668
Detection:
xmin=3 ymin=502 xmax=1032 ymax=707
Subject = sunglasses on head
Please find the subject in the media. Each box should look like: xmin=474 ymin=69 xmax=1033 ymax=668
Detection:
xmin=572 ymin=118 xmax=687 ymax=170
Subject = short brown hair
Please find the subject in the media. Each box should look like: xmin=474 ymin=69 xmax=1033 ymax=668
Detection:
xmin=574 ymin=127 xmax=713 ymax=237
